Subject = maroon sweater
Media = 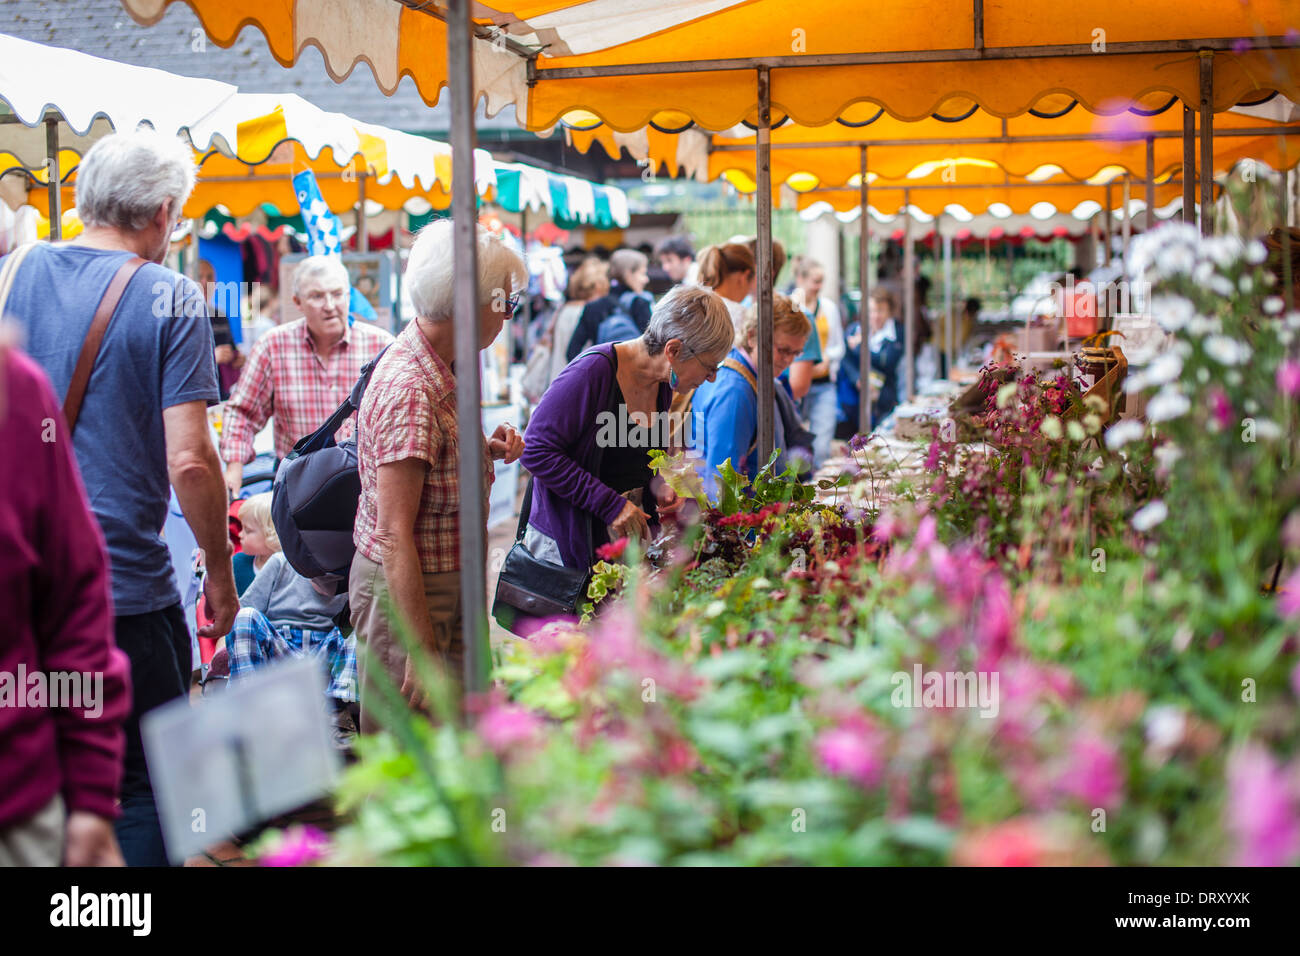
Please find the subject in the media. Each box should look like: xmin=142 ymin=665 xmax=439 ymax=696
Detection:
xmin=0 ymin=348 xmax=130 ymax=828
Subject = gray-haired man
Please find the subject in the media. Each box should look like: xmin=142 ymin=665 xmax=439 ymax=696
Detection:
xmin=1 ymin=128 xmax=238 ymax=866
xmin=219 ymin=255 xmax=392 ymax=498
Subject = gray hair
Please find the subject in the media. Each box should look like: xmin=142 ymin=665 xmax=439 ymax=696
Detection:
xmin=407 ymin=219 xmax=527 ymax=321
xmin=293 ymin=255 xmax=350 ymax=297
xmin=75 ymin=129 xmax=196 ymax=232
xmin=643 ymin=284 xmax=734 ymax=358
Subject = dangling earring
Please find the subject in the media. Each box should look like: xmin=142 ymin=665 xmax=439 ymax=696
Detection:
xmin=669 ymin=366 xmax=679 ymax=389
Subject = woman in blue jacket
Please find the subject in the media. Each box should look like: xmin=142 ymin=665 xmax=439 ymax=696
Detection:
xmin=691 ymin=294 xmax=812 ymax=496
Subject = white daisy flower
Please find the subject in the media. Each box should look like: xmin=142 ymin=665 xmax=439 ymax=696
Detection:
xmin=1187 ymin=315 xmax=1222 ymax=337
xmin=1253 ymin=418 xmax=1283 ymax=441
xmin=1209 ymin=275 xmax=1235 ymax=298
xmin=1131 ymin=499 xmax=1169 ymax=532
xmin=1147 ymin=387 xmax=1190 ymax=423
xmin=1263 ymin=296 xmax=1285 ymax=315
xmin=1104 ymin=418 xmax=1145 ymax=449
xmin=1151 ymin=294 xmax=1194 ymax=331
xmin=1246 ymin=240 xmax=1268 ymax=265
xmin=1144 ymin=351 xmax=1184 ymax=387
xmin=1202 ymin=335 xmax=1250 ymax=365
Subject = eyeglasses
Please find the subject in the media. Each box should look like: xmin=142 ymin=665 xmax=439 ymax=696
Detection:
xmin=506 ymin=293 xmax=524 ymax=314
xmin=688 ymin=351 xmax=721 ymax=376
xmin=775 ymin=345 xmax=803 ymax=360
xmin=304 ymin=288 xmax=350 ymax=306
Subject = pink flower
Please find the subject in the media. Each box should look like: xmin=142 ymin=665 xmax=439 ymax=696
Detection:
xmin=1225 ymin=745 xmax=1300 ymax=866
xmin=477 ymin=702 xmax=542 ymax=755
xmin=1277 ymin=568 xmax=1300 ymax=617
xmin=1209 ymin=388 xmax=1234 ymax=430
xmin=596 ymin=537 xmax=629 ymax=561
xmin=815 ymin=715 xmax=884 ymax=788
xmin=259 ymin=825 xmax=330 ymax=867
xmin=1277 ymin=360 xmax=1300 ymax=397
xmin=1057 ymin=731 xmax=1124 ymax=809
xmin=924 ymin=441 xmax=941 ymax=471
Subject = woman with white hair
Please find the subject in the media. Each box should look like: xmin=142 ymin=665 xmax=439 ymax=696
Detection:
xmin=349 ymin=221 xmax=525 ymax=729
xmin=518 ymin=284 xmax=734 ymax=576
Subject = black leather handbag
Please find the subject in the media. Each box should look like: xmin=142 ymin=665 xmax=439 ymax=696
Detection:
xmin=491 ymin=477 xmax=595 ymax=631
xmin=492 ymin=349 xmax=616 ymax=635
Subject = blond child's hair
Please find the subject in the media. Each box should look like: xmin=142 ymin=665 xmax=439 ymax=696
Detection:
xmin=239 ymin=492 xmax=281 ymax=553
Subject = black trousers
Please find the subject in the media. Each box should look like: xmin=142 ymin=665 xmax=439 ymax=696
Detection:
xmin=113 ymin=604 xmax=191 ymax=866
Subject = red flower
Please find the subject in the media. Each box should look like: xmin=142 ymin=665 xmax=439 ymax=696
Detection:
xmin=596 ymin=537 xmax=629 ymax=561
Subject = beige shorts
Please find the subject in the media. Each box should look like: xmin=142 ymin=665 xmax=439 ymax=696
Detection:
xmin=0 ymin=794 xmax=65 ymax=867
xmin=348 ymin=551 xmax=464 ymax=734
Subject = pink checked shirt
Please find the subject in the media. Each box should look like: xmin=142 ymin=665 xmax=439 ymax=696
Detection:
xmin=353 ymin=321 xmax=494 ymax=574
xmin=220 ymin=318 xmax=394 ymax=464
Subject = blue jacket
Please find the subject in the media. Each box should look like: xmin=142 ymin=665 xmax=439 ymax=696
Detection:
xmin=839 ymin=319 xmax=905 ymax=427
xmin=690 ymin=348 xmax=794 ymax=497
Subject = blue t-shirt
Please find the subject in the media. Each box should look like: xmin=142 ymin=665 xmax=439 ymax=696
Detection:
xmin=691 ymin=348 xmax=759 ymax=494
xmin=2 ymin=245 xmax=219 ymax=615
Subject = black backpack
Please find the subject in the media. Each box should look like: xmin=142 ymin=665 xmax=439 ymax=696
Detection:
xmin=271 ymin=346 xmax=388 ymax=595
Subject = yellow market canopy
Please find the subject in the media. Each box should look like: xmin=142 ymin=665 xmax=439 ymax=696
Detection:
xmin=121 ymin=0 xmax=1300 ymax=131
xmin=570 ymin=100 xmax=1300 ymax=191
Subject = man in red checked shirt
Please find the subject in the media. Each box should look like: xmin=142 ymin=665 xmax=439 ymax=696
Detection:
xmin=220 ymin=256 xmax=393 ymax=498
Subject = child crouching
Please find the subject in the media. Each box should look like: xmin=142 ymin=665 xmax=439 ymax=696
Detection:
xmin=227 ymin=494 xmax=358 ymax=708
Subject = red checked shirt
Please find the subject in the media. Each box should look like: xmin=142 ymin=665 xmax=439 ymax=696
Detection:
xmin=353 ymin=321 xmax=494 ymax=574
xmin=219 ymin=318 xmax=394 ymax=463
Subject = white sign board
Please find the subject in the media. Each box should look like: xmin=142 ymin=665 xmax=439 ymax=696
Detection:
xmin=141 ymin=656 xmax=341 ymax=864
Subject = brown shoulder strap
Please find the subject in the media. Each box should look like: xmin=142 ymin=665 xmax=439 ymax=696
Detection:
xmin=722 ymin=356 xmax=758 ymax=393
xmin=63 ymin=256 xmax=147 ymax=433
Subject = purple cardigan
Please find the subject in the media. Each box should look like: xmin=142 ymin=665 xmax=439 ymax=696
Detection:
xmin=521 ymin=344 xmax=672 ymax=568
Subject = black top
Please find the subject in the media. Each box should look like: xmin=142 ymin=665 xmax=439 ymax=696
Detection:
xmin=599 ymin=379 xmax=657 ymax=494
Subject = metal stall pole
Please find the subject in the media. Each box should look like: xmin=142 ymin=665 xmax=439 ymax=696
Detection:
xmin=44 ymin=117 xmax=61 ymax=242
xmin=1199 ymin=53 xmax=1214 ymax=236
xmin=942 ymin=217 xmax=954 ymax=377
xmin=1145 ymin=137 xmax=1156 ymax=233
xmin=1103 ymin=181 xmax=1113 ymax=266
xmin=1121 ymin=175 xmax=1132 ymax=274
xmin=858 ymin=145 xmax=872 ymax=435
xmin=755 ymin=67 xmax=775 ymax=465
xmin=1183 ymin=104 xmax=1196 ymax=225
xmin=357 ymin=172 xmax=369 ymax=253
xmin=902 ymin=188 xmax=915 ymax=402
xmin=188 ymin=218 xmax=202 ymax=280
xmin=447 ymin=0 xmax=489 ymax=696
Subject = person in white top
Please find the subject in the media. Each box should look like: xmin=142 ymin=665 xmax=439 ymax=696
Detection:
xmin=787 ymin=257 xmax=845 ymax=468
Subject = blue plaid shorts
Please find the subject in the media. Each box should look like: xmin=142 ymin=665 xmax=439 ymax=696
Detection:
xmin=227 ymin=607 xmax=358 ymax=703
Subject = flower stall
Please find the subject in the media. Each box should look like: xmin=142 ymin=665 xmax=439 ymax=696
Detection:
xmin=249 ymin=222 xmax=1300 ymax=867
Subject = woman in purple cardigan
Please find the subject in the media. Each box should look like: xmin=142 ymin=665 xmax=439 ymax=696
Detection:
xmin=521 ymin=284 xmax=735 ymax=569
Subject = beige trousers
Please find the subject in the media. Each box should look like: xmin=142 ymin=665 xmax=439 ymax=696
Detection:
xmin=0 ymin=794 xmax=65 ymax=867
xmin=349 ymin=551 xmax=464 ymax=734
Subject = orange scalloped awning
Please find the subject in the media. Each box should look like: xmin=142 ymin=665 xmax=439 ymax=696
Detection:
xmin=121 ymin=0 xmax=1300 ymax=131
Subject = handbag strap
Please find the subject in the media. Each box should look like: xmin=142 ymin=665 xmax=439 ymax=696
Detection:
xmin=286 ymin=343 xmax=390 ymax=460
xmin=64 ymin=255 xmax=147 ymax=433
